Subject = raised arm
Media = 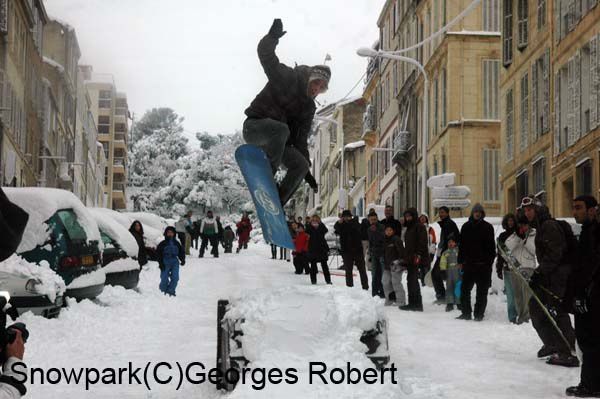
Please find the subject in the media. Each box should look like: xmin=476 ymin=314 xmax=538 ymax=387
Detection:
xmin=257 ymin=19 xmax=294 ymax=83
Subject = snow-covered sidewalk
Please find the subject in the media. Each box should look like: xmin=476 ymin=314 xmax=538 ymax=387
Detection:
xmin=19 ymin=244 xmax=578 ymax=398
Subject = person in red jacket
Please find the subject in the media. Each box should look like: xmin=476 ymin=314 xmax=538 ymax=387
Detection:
xmin=236 ymin=212 xmax=253 ymax=253
xmin=292 ymin=224 xmax=310 ymax=274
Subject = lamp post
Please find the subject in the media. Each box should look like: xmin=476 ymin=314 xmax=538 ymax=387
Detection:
xmin=315 ymin=115 xmax=347 ymax=211
xmin=357 ymin=47 xmax=429 ymax=214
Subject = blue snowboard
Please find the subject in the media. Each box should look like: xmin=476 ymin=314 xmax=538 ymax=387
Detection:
xmin=235 ymin=144 xmax=294 ymax=250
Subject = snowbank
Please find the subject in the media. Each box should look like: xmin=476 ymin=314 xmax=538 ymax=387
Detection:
xmin=225 ymin=286 xmax=398 ymax=397
xmin=0 ymin=255 xmax=65 ymax=302
xmin=67 ymin=268 xmax=106 ymax=290
xmin=3 ymin=187 xmax=102 ymax=253
xmin=102 ymin=258 xmax=139 ymax=274
xmin=89 ymin=208 xmax=138 ymax=257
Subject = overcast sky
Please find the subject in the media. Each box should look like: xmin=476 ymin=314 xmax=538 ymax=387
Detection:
xmin=45 ymin=0 xmax=384 ymax=140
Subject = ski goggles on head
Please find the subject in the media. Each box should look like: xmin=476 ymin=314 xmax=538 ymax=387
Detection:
xmin=519 ymin=196 xmax=543 ymax=209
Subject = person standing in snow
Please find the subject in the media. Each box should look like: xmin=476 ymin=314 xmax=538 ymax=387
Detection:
xmin=456 ymin=203 xmax=496 ymax=321
xmin=236 ymin=212 xmax=253 ymax=253
xmin=334 ymin=210 xmax=369 ymax=290
xmin=191 ymin=220 xmax=201 ymax=250
xmin=440 ymin=236 xmax=460 ymax=312
xmin=292 ymin=223 xmax=310 ymax=274
xmin=306 ymin=215 xmax=331 ymax=285
xmin=129 ymin=220 xmax=148 ymax=268
xmin=367 ymin=212 xmax=386 ymax=298
xmin=433 ymin=207 xmax=460 ymax=303
xmin=243 ymin=18 xmax=328 ymax=206
xmin=566 ymin=195 xmax=600 ymax=397
xmin=419 ymin=213 xmax=436 ymax=287
xmin=522 ymin=196 xmax=579 ymax=367
xmin=497 ymin=213 xmax=518 ymax=323
xmin=175 ymin=215 xmax=188 ymax=253
xmin=400 ymin=208 xmax=428 ymax=312
xmin=361 ymin=208 xmax=375 ymax=273
xmin=383 ymin=225 xmax=406 ymax=307
xmin=222 ymin=226 xmax=236 ymax=254
xmin=199 ymin=210 xmax=220 ymax=258
xmin=503 ymin=214 xmax=536 ymax=324
xmin=156 ymin=226 xmax=185 ymax=297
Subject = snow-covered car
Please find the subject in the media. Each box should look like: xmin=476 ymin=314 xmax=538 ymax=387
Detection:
xmin=0 ymin=255 xmax=65 ymax=318
xmin=110 ymin=211 xmax=163 ymax=261
xmin=89 ymin=208 xmax=140 ymax=290
xmin=215 ymin=286 xmax=390 ymax=392
xmin=4 ymin=188 xmax=106 ymax=301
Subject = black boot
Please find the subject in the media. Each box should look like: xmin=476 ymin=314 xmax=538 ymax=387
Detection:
xmin=445 ymin=304 xmax=454 ymax=312
xmin=546 ymin=354 xmax=580 ymax=368
xmin=537 ymin=345 xmax=557 ymax=358
xmin=456 ymin=314 xmax=472 ymax=320
xmin=566 ymin=384 xmax=600 ymax=397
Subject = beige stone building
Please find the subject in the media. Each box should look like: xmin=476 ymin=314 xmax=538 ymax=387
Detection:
xmin=81 ymin=66 xmax=129 ymax=210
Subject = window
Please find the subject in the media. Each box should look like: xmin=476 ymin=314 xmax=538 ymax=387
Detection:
xmin=576 ymin=159 xmax=593 ymax=196
xmin=532 ymin=50 xmax=550 ymax=140
xmin=516 ymin=170 xmax=529 ymax=204
xmin=441 ymin=68 xmax=447 ymax=127
xmin=98 ymin=116 xmax=110 ymax=134
xmin=484 ymin=0 xmax=500 ymax=31
xmin=520 ymin=72 xmax=529 ymax=151
xmin=483 ymin=60 xmax=500 ymax=119
xmin=434 ymin=78 xmax=439 ymax=135
xmin=581 ymin=45 xmax=591 ymax=134
xmin=517 ymin=0 xmax=528 ymax=48
xmin=506 ymin=88 xmax=515 ymax=161
xmin=433 ymin=156 xmax=439 ymax=176
xmin=483 ymin=148 xmax=500 ymax=201
xmin=537 ymin=0 xmax=546 ymax=29
xmin=532 ymin=157 xmax=546 ymax=197
xmin=503 ymin=0 xmax=513 ymax=66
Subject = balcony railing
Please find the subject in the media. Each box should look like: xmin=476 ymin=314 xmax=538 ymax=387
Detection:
xmin=113 ymin=182 xmax=126 ymax=192
xmin=113 ymin=157 xmax=125 ymax=167
xmin=114 ymin=133 xmax=126 ymax=142
xmin=362 ymin=104 xmax=377 ymax=136
xmin=393 ymin=131 xmax=412 ymax=158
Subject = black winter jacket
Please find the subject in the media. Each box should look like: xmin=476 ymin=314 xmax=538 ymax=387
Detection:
xmin=334 ymin=217 xmax=364 ymax=255
xmin=245 ymin=34 xmax=316 ymax=161
xmin=438 ymin=217 xmax=460 ymax=253
xmin=566 ymin=220 xmax=600 ymax=307
xmin=384 ymin=235 xmax=405 ymax=270
xmin=403 ymin=211 xmax=429 ymax=266
xmin=360 ymin=218 xmax=370 ymax=241
xmin=368 ymin=222 xmax=386 ymax=258
xmin=457 ymin=218 xmax=496 ymax=268
xmin=306 ymin=223 xmax=329 ymax=261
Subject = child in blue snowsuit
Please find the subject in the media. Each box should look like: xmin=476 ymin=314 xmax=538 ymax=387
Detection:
xmin=157 ymin=226 xmax=185 ymax=296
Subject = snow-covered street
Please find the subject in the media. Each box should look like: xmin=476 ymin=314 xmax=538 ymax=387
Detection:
xmin=20 ymin=244 xmax=578 ymax=399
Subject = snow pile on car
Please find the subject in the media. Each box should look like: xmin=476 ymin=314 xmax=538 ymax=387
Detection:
xmin=66 ymin=268 xmax=106 ymax=290
xmin=102 ymin=258 xmax=139 ymax=275
xmin=3 ymin=187 xmax=101 ymax=253
xmin=225 ymin=285 xmax=401 ymax=397
xmin=89 ymin=208 xmax=138 ymax=257
xmin=0 ymin=255 xmax=66 ymax=302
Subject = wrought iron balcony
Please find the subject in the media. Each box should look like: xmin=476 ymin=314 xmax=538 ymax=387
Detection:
xmin=393 ymin=131 xmax=412 ymax=159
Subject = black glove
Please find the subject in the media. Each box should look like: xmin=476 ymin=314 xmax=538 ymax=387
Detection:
xmin=304 ymin=172 xmax=318 ymax=192
xmin=529 ymin=270 xmax=543 ymax=289
xmin=573 ymin=297 xmax=589 ymax=314
xmin=268 ymin=19 xmax=286 ymax=39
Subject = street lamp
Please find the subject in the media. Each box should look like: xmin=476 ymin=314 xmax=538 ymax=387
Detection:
xmin=357 ymin=47 xmax=429 ymax=214
xmin=315 ymin=115 xmax=348 ymax=210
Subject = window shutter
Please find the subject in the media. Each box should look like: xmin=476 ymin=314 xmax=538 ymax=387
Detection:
xmin=554 ymin=72 xmax=561 ymax=154
xmin=542 ymin=49 xmax=550 ymax=133
xmin=520 ymin=73 xmax=529 ymax=151
xmin=567 ymin=56 xmax=575 ymax=146
xmin=574 ymin=50 xmax=581 ymax=141
xmin=591 ymin=35 xmax=598 ymax=130
xmin=531 ymin=61 xmax=538 ymax=140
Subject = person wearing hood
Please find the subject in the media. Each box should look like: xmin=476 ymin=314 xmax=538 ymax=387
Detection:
xmin=243 ymin=19 xmax=328 ymax=206
xmin=419 ymin=213 xmax=436 ymax=287
xmin=222 ymin=226 xmax=236 ymax=254
xmin=522 ymin=195 xmax=579 ymax=368
xmin=504 ymin=213 xmax=536 ymax=324
xmin=433 ymin=206 xmax=460 ymax=303
xmin=156 ymin=226 xmax=185 ymax=296
xmin=199 ymin=211 xmax=220 ymax=258
xmin=497 ymin=213 xmax=518 ymax=323
xmin=306 ymin=215 xmax=331 ymax=285
xmin=456 ymin=203 xmax=496 ymax=321
xmin=236 ymin=212 xmax=253 ymax=253
xmin=129 ymin=220 xmax=148 ymax=268
xmin=400 ymin=208 xmax=428 ymax=311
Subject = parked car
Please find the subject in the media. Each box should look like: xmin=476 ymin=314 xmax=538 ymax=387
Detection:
xmin=89 ymin=208 xmax=140 ymax=289
xmin=4 ymin=188 xmax=106 ymax=301
xmin=0 ymin=254 xmax=65 ymax=318
xmin=117 ymin=212 xmax=163 ymax=262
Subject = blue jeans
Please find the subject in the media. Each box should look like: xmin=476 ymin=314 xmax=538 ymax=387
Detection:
xmin=160 ymin=263 xmax=180 ymax=295
xmin=504 ymin=269 xmax=517 ymax=323
xmin=370 ymin=256 xmax=385 ymax=298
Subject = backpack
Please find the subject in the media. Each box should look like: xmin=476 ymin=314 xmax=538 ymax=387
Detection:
xmin=556 ymin=219 xmax=579 ymax=265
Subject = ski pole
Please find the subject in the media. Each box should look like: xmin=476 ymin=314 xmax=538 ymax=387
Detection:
xmin=496 ymin=240 xmax=574 ymax=352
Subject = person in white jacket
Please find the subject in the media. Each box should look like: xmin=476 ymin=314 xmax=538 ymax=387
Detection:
xmin=504 ymin=215 xmax=537 ymax=324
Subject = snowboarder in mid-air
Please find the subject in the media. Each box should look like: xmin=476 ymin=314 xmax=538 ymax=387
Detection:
xmin=243 ymin=18 xmax=330 ymax=206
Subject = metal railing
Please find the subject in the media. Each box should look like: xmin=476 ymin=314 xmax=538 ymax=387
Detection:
xmin=393 ymin=131 xmax=412 ymax=157
xmin=113 ymin=157 xmax=125 ymax=167
xmin=112 ymin=182 xmax=126 ymax=192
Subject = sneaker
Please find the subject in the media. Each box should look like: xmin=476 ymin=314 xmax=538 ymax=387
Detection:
xmin=456 ymin=314 xmax=472 ymax=320
xmin=546 ymin=354 xmax=580 ymax=368
xmin=537 ymin=345 xmax=558 ymax=358
xmin=566 ymin=384 xmax=600 ymax=397
xmin=445 ymin=304 xmax=454 ymax=312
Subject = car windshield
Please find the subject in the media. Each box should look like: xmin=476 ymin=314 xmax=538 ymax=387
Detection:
xmin=56 ymin=210 xmax=87 ymax=241
xmin=100 ymin=231 xmax=114 ymax=245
